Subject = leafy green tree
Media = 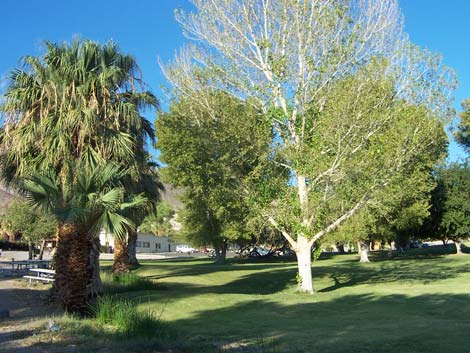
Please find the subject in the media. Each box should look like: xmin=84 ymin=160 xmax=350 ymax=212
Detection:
xmin=4 ymin=199 xmax=57 ymax=260
xmin=164 ymin=0 xmax=456 ymax=292
xmin=113 ymin=160 xmax=162 ymax=273
xmin=156 ymin=92 xmax=272 ymax=263
xmin=330 ymin=160 xmax=441 ymax=262
xmin=455 ymin=100 xmax=470 ymax=152
xmin=0 ymin=39 xmax=157 ymax=311
xmin=437 ymin=163 xmax=470 ymax=254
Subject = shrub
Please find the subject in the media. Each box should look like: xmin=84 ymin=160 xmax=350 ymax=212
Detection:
xmin=101 ymin=271 xmax=165 ymax=294
xmin=92 ymin=296 xmax=164 ymax=337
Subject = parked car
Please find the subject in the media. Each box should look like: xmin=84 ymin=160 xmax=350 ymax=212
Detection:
xmin=409 ymin=240 xmax=423 ymax=248
xmin=176 ymin=244 xmax=198 ymax=254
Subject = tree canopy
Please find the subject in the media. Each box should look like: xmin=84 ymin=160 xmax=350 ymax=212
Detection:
xmin=163 ymin=0 xmax=456 ymax=292
xmin=156 ymin=92 xmax=273 ymax=262
xmin=456 ymin=100 xmax=470 ymax=152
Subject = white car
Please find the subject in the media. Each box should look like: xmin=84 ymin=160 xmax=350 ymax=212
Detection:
xmin=176 ymin=244 xmax=197 ymax=254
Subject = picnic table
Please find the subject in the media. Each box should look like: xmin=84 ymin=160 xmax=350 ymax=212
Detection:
xmin=8 ymin=260 xmax=51 ymax=270
xmin=23 ymin=268 xmax=55 ymax=284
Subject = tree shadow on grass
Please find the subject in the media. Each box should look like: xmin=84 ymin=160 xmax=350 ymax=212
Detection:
xmin=168 ymin=292 xmax=470 ymax=353
xmin=140 ymin=260 xmax=297 ymax=281
xmin=134 ymin=255 xmax=470 ymax=300
xmin=38 ymin=292 xmax=469 ymax=353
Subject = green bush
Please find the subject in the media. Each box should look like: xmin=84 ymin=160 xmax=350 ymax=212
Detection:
xmin=101 ymin=271 xmax=165 ymax=294
xmin=93 ymin=296 xmax=163 ymax=337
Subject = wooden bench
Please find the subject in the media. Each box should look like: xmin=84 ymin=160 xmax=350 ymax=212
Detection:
xmin=23 ymin=268 xmax=55 ymax=284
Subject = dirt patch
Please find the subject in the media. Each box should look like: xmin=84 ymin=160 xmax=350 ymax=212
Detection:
xmin=0 ymin=277 xmax=63 ymax=352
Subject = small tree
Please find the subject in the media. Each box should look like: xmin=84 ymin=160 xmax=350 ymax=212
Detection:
xmin=23 ymin=162 xmax=147 ymax=313
xmin=4 ymin=199 xmax=56 ymax=259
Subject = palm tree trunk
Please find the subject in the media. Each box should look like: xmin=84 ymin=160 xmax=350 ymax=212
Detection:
xmin=52 ymin=223 xmax=92 ymax=314
xmin=127 ymin=229 xmax=139 ymax=267
xmin=88 ymin=236 xmax=103 ymax=296
xmin=113 ymin=239 xmax=130 ymax=273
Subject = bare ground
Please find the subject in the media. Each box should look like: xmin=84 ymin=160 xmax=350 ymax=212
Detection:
xmin=0 ymin=277 xmax=66 ymax=353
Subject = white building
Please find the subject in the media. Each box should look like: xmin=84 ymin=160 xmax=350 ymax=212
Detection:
xmin=99 ymin=232 xmax=176 ymax=253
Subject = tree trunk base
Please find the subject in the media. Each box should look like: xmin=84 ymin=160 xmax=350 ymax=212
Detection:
xmin=113 ymin=239 xmax=131 ymax=274
xmin=296 ymin=237 xmax=314 ymax=294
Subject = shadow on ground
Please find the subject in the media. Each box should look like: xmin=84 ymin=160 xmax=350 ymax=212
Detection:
xmin=9 ymin=292 xmax=469 ymax=353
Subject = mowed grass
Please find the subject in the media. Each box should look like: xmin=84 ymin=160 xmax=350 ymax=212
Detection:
xmin=95 ymin=250 xmax=470 ymax=353
xmin=51 ymin=250 xmax=470 ymax=353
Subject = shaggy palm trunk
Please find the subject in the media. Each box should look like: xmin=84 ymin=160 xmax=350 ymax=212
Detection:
xmin=455 ymin=240 xmax=463 ymax=255
xmin=359 ymin=241 xmax=370 ymax=263
xmin=113 ymin=239 xmax=130 ymax=273
xmin=127 ymin=229 xmax=139 ymax=266
xmin=53 ymin=223 xmax=92 ymax=314
xmin=88 ymin=236 xmax=103 ymax=297
xmin=296 ymin=235 xmax=314 ymax=293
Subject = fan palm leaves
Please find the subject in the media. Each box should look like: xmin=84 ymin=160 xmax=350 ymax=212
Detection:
xmin=22 ymin=162 xmax=147 ymax=312
xmin=0 ymin=39 xmax=159 ymax=312
xmin=0 ymin=39 xmax=157 ymax=183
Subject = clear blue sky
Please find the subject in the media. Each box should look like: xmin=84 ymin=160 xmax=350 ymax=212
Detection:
xmin=1 ymin=0 xmax=468 ymax=161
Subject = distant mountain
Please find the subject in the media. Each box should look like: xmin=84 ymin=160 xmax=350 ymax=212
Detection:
xmin=160 ymin=183 xmax=183 ymax=210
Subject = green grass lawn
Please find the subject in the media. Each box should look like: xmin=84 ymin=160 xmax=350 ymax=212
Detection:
xmin=93 ymin=251 xmax=469 ymax=353
xmin=49 ymin=250 xmax=470 ymax=353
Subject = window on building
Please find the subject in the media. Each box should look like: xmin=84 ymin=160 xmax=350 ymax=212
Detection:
xmin=155 ymin=243 xmax=161 ymax=249
xmin=136 ymin=241 xmax=142 ymax=248
xmin=143 ymin=242 xmax=150 ymax=248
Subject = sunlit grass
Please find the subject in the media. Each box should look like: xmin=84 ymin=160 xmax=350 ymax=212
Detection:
xmin=37 ymin=250 xmax=470 ymax=352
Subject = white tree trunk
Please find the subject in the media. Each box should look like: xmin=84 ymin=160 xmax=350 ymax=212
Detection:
xmin=296 ymin=236 xmax=314 ymax=293
xmin=455 ymin=240 xmax=462 ymax=255
xmin=359 ymin=241 xmax=370 ymax=263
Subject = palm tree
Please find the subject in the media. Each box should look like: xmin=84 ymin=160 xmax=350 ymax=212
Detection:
xmin=0 ymin=40 xmax=159 ymax=311
xmin=23 ymin=162 xmax=146 ymax=313
xmin=0 ymin=40 xmax=157 ymax=181
xmin=112 ymin=158 xmax=163 ymax=273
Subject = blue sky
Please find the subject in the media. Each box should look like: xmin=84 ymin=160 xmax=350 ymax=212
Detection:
xmin=1 ymin=0 xmax=468 ymax=161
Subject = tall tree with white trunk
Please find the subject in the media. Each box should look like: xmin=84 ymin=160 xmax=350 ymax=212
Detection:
xmin=162 ymin=0 xmax=456 ymax=293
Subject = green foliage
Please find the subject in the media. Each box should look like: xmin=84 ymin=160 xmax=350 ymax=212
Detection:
xmin=156 ymin=92 xmax=274 ymax=250
xmin=0 ymin=39 xmax=157 ymax=185
xmin=4 ymin=199 xmax=56 ymax=243
xmin=438 ymin=162 xmax=470 ymax=239
xmin=139 ymin=201 xmax=175 ymax=236
xmin=22 ymin=161 xmax=147 ymax=240
xmin=101 ymin=271 xmax=164 ymax=294
xmin=92 ymin=296 xmax=163 ymax=337
xmin=312 ymin=245 xmax=322 ymax=262
xmin=267 ymin=63 xmax=447 ymax=242
xmin=0 ymin=38 xmax=159 ymax=242
xmin=419 ymin=162 xmax=470 ymax=243
xmin=455 ymin=99 xmax=470 ymax=152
